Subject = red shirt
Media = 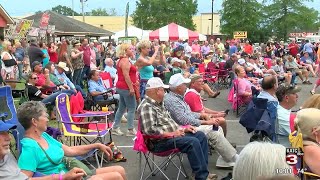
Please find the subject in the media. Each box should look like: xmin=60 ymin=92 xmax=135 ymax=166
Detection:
xmin=79 ymin=45 xmax=91 ymax=66
xmin=35 ymin=73 xmax=55 ymax=87
xmin=184 ymin=89 xmax=204 ymax=112
xmin=48 ymin=50 xmax=58 ymax=64
xmin=116 ymin=58 xmax=137 ymax=90
xmin=244 ymin=44 xmax=253 ymax=55
xmin=288 ymin=43 xmax=299 ymax=57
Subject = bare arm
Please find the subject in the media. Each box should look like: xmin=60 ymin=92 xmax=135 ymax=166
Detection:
xmin=64 ymin=53 xmax=73 ymax=69
xmin=71 ymin=51 xmax=83 ymax=59
xmin=304 ymin=145 xmax=320 ymax=175
xmin=62 ymin=143 xmax=99 ymax=156
xmin=136 ymin=46 xmax=159 ymax=67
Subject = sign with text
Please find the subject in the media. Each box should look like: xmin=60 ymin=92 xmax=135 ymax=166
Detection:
xmin=233 ymin=31 xmax=247 ymax=39
xmin=40 ymin=13 xmax=50 ymax=28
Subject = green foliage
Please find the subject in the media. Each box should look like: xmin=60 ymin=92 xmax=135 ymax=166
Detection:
xmin=220 ymin=0 xmax=270 ymax=42
xmin=264 ymin=0 xmax=318 ymax=41
xmin=91 ymin=8 xmax=109 ymax=16
xmin=220 ymin=0 xmax=319 ymax=42
xmin=132 ymin=0 xmax=198 ymax=30
xmin=51 ymin=5 xmax=81 ymax=16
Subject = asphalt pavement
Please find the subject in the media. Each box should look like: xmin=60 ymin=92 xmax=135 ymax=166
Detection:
xmin=94 ymin=77 xmax=315 ymax=180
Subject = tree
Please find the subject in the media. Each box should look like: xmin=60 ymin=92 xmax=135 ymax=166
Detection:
xmin=132 ymin=0 xmax=197 ymax=30
xmin=51 ymin=5 xmax=80 ymax=16
xmin=220 ymin=0 xmax=268 ymax=42
xmin=91 ymin=8 xmax=109 ymax=16
xmin=264 ymin=0 xmax=318 ymax=41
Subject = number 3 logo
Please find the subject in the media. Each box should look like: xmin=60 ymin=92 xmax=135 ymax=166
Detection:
xmin=286 ymin=154 xmax=298 ymax=165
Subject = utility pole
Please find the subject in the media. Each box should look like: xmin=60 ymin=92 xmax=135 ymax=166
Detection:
xmin=211 ymin=0 xmax=214 ymax=35
xmin=72 ymin=0 xmax=74 ymax=19
xmin=81 ymin=0 xmax=85 ymax=22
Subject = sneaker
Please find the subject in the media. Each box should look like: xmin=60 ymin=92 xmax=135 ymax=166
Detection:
xmin=121 ymin=116 xmax=127 ymax=123
xmin=207 ymin=173 xmax=218 ymax=180
xmin=126 ymin=129 xmax=137 ymax=137
xmin=216 ymin=155 xmax=235 ymax=168
xmin=112 ymin=127 xmax=124 ymax=136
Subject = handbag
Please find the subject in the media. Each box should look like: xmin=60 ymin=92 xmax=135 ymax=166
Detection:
xmin=37 ymin=142 xmax=93 ymax=176
xmin=3 ymin=59 xmax=17 ymax=67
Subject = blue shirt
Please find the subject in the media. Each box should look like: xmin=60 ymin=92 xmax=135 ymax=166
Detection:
xmin=303 ymin=43 xmax=313 ymax=53
xmin=300 ymin=56 xmax=312 ymax=64
xmin=54 ymin=69 xmax=75 ymax=89
xmin=104 ymin=65 xmax=117 ymax=79
xmin=277 ymin=105 xmax=291 ymax=136
xmin=42 ymin=49 xmax=50 ymax=67
xmin=164 ymin=92 xmax=201 ymax=126
xmin=88 ymin=78 xmax=107 ymax=93
xmin=14 ymin=47 xmax=25 ymax=61
xmin=139 ymin=65 xmax=154 ymax=80
xmin=229 ymin=45 xmax=238 ymax=55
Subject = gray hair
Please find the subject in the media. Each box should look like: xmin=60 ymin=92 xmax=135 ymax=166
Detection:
xmin=17 ymin=101 xmax=47 ymax=130
xmin=233 ymin=142 xmax=291 ymax=180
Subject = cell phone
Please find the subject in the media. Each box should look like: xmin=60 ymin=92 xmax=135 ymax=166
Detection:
xmin=225 ymin=109 xmax=230 ymax=115
xmin=212 ymin=125 xmax=219 ymax=131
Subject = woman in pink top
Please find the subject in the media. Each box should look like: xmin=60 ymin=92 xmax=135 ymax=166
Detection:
xmin=113 ymin=43 xmax=138 ymax=137
xmin=235 ymin=66 xmax=255 ymax=103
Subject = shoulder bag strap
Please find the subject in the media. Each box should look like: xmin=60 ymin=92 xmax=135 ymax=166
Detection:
xmin=36 ymin=142 xmax=60 ymax=165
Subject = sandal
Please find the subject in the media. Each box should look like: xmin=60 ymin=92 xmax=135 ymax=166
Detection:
xmin=310 ymin=90 xmax=315 ymax=95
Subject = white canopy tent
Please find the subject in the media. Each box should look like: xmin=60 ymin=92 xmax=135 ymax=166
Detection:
xmin=111 ymin=26 xmax=151 ymax=41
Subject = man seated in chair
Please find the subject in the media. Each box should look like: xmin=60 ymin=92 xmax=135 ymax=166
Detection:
xmin=54 ymin=62 xmax=86 ymax=98
xmin=0 ymin=120 xmax=85 ymax=180
xmin=26 ymin=73 xmax=64 ymax=106
xmin=185 ymin=74 xmax=228 ymax=136
xmin=137 ymin=77 xmax=217 ymax=180
xmin=164 ymin=74 xmax=238 ymax=168
xmin=31 ymin=61 xmax=56 ymax=89
xmin=88 ymin=70 xmax=120 ymax=104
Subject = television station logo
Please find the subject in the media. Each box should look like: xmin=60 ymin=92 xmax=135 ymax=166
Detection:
xmin=286 ymin=148 xmax=304 ymax=166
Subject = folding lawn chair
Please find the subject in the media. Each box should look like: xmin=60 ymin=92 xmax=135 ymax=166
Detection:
xmin=56 ymin=93 xmax=114 ymax=145
xmin=133 ymin=119 xmax=188 ymax=180
xmin=217 ymin=62 xmax=230 ymax=89
xmin=231 ymin=79 xmax=249 ymax=117
xmin=0 ymin=86 xmax=25 ymax=158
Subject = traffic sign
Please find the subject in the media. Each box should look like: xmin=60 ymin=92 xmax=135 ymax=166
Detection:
xmin=233 ymin=31 xmax=247 ymax=39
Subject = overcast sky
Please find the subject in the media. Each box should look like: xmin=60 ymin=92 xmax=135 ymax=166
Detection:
xmin=1 ymin=0 xmax=319 ymax=17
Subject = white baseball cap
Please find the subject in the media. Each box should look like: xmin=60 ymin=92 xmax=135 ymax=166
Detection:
xmin=146 ymin=77 xmax=169 ymax=90
xmin=171 ymin=57 xmax=182 ymax=65
xmin=169 ymin=74 xmax=191 ymax=88
xmin=238 ymin=58 xmax=246 ymax=65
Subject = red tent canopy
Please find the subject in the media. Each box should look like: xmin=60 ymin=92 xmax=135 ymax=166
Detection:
xmin=149 ymin=23 xmax=206 ymax=41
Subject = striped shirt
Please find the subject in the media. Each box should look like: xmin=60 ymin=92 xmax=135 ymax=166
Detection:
xmin=137 ymin=96 xmax=179 ymax=135
xmin=164 ymin=92 xmax=201 ymax=126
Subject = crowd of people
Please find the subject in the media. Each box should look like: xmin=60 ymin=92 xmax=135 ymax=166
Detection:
xmin=1 ymin=35 xmax=320 ymax=180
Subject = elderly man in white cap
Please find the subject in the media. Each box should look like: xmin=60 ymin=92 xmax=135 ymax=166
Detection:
xmin=164 ymin=74 xmax=238 ymax=168
xmin=138 ymin=77 xmax=217 ymax=180
xmin=54 ymin=62 xmax=86 ymax=97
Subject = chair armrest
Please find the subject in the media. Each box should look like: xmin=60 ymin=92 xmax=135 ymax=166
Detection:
xmin=59 ymin=121 xmax=99 ymax=125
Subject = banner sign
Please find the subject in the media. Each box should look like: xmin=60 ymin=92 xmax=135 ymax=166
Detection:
xmin=40 ymin=13 xmax=50 ymax=28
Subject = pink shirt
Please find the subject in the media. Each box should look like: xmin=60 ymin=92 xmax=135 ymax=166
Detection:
xmin=184 ymin=89 xmax=204 ymax=112
xmin=192 ymin=44 xmax=201 ymax=54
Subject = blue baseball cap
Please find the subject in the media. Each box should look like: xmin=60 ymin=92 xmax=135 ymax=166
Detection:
xmin=0 ymin=120 xmax=17 ymax=132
